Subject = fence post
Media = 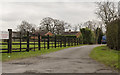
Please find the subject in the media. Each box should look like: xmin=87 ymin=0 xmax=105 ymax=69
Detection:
xmin=54 ymin=35 xmax=56 ymax=48
xmin=63 ymin=36 xmax=65 ymax=47
xmin=60 ymin=36 xmax=62 ymax=47
xmin=38 ymin=33 xmax=40 ymax=50
xmin=78 ymin=38 xmax=79 ymax=45
xmin=8 ymin=29 xmax=12 ymax=53
xmin=26 ymin=31 xmax=29 ymax=52
xmin=65 ymin=37 xmax=66 ymax=47
xmin=64 ymin=36 xmax=66 ymax=47
xmin=47 ymin=35 xmax=50 ymax=49
xmin=69 ymin=38 xmax=71 ymax=46
xmin=74 ymin=38 xmax=76 ymax=46
xmin=34 ymin=33 xmax=35 ymax=51
xmin=7 ymin=39 xmax=9 ymax=53
xmin=20 ymin=32 xmax=21 ymax=52
xmin=71 ymin=38 xmax=73 ymax=46
xmin=66 ymin=37 xmax=68 ymax=46
xmin=68 ymin=38 xmax=70 ymax=46
xmin=44 ymin=38 xmax=46 ymax=49
xmin=75 ymin=38 xmax=77 ymax=46
xmin=73 ymin=38 xmax=74 ymax=46
xmin=58 ymin=38 xmax=59 ymax=47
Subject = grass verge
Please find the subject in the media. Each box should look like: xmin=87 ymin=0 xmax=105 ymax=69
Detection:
xmin=89 ymin=45 xmax=120 ymax=70
xmin=1 ymin=44 xmax=84 ymax=62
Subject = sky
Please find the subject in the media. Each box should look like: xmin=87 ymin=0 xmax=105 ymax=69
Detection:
xmin=0 ymin=0 xmax=119 ymax=31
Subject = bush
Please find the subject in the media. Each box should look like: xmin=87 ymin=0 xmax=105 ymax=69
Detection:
xmin=78 ymin=33 xmax=83 ymax=44
xmin=58 ymin=35 xmax=76 ymax=38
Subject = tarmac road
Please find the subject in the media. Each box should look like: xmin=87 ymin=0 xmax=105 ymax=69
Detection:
xmin=2 ymin=45 xmax=117 ymax=73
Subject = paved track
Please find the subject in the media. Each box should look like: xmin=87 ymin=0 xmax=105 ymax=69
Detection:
xmin=2 ymin=45 xmax=117 ymax=73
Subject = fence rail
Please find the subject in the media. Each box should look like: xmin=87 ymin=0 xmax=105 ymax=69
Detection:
xmin=0 ymin=29 xmax=82 ymax=53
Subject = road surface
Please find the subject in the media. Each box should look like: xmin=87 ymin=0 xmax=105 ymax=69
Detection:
xmin=2 ymin=45 xmax=117 ymax=73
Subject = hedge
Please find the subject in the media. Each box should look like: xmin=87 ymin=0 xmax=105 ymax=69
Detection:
xmin=106 ymin=19 xmax=120 ymax=50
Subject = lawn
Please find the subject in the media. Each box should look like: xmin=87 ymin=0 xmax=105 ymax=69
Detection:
xmin=1 ymin=44 xmax=84 ymax=62
xmin=90 ymin=45 xmax=120 ymax=70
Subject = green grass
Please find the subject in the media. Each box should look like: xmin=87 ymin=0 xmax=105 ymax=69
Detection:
xmin=1 ymin=44 xmax=84 ymax=62
xmin=90 ymin=45 xmax=120 ymax=70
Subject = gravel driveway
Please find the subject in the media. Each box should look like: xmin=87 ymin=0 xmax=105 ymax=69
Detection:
xmin=2 ymin=45 xmax=117 ymax=73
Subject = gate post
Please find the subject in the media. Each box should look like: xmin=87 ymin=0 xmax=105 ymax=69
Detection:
xmin=8 ymin=29 xmax=12 ymax=53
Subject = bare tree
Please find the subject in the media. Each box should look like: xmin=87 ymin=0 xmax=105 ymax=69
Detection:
xmin=17 ymin=21 xmax=36 ymax=34
xmin=40 ymin=17 xmax=54 ymax=32
xmin=95 ymin=1 xmax=118 ymax=28
xmin=83 ymin=20 xmax=96 ymax=31
xmin=53 ymin=19 xmax=65 ymax=35
xmin=39 ymin=17 xmax=70 ymax=35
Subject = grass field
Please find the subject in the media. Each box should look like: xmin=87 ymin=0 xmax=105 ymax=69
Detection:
xmin=0 ymin=42 xmax=84 ymax=62
xmin=90 ymin=45 xmax=120 ymax=70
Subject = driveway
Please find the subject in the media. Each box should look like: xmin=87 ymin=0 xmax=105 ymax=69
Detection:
xmin=2 ymin=45 xmax=117 ymax=73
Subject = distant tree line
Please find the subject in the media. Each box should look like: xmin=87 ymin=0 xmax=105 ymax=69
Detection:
xmin=17 ymin=17 xmax=105 ymax=44
xmin=17 ymin=17 xmax=71 ymax=35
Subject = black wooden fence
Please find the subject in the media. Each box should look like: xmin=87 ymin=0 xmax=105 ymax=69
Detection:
xmin=0 ymin=29 xmax=82 ymax=53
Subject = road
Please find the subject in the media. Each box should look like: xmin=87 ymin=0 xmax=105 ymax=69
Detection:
xmin=2 ymin=45 xmax=117 ymax=73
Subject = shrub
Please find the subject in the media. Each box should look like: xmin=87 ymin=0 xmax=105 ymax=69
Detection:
xmin=80 ymin=28 xmax=95 ymax=44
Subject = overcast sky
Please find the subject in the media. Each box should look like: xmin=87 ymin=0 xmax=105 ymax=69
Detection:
xmin=0 ymin=2 xmax=100 ymax=31
xmin=0 ymin=0 xmax=119 ymax=31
